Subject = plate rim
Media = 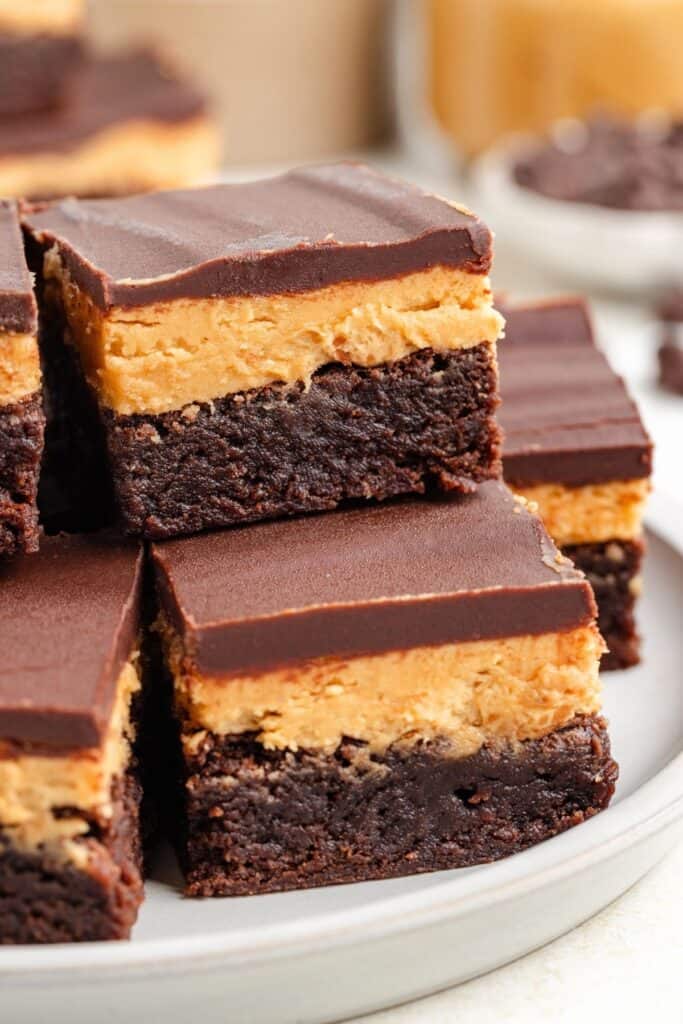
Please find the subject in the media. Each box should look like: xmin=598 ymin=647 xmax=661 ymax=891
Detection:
xmin=2 ymin=490 xmax=682 ymax=980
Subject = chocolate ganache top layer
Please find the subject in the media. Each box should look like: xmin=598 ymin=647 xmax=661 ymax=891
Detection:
xmin=24 ymin=163 xmax=493 ymax=309
xmin=152 ymin=481 xmax=596 ymax=677
xmin=0 ymin=201 xmax=36 ymax=333
xmin=499 ymin=299 xmax=652 ymax=486
xmin=0 ymin=51 xmax=207 ymax=162
xmin=0 ymin=534 xmax=142 ymax=748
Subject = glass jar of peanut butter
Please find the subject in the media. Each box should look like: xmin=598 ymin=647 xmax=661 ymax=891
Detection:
xmin=428 ymin=0 xmax=683 ymax=156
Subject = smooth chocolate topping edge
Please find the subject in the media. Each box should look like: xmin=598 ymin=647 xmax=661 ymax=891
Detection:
xmin=504 ymin=437 xmax=653 ymax=487
xmin=24 ymin=164 xmax=493 ymax=308
xmin=178 ymin=584 xmax=596 ymax=677
xmin=49 ymin=229 xmax=492 ymax=310
xmin=152 ymin=483 xmax=597 ymax=678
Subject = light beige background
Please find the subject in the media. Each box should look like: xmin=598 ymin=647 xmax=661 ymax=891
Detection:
xmin=88 ymin=0 xmax=392 ymax=164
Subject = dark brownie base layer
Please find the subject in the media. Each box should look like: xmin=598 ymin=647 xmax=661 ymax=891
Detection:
xmin=0 ymin=391 xmax=44 ymax=557
xmin=179 ymin=716 xmax=617 ymax=897
xmin=566 ymin=539 xmax=644 ymax=671
xmin=104 ymin=344 xmax=502 ymax=539
xmin=0 ymin=34 xmax=83 ymax=117
xmin=0 ymin=771 xmax=143 ymax=944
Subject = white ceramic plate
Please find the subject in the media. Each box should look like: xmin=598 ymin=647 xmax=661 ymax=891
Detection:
xmin=472 ymin=139 xmax=683 ymax=297
xmin=4 ymin=493 xmax=683 ymax=1024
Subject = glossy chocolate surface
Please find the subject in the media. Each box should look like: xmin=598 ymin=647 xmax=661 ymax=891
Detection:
xmin=152 ymin=481 xmax=596 ymax=676
xmin=0 ymin=533 xmax=142 ymax=748
xmin=24 ymin=163 xmax=493 ymax=309
xmin=499 ymin=299 xmax=652 ymax=485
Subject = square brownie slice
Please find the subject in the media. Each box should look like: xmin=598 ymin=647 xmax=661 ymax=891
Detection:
xmin=25 ymin=163 xmax=504 ymax=539
xmin=152 ymin=481 xmax=616 ymax=897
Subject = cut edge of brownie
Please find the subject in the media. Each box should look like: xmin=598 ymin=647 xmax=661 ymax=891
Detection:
xmin=0 ymin=769 xmax=143 ymax=944
xmin=176 ymin=716 xmax=617 ymax=898
xmin=565 ymin=539 xmax=644 ymax=671
xmin=105 ymin=344 xmax=502 ymax=539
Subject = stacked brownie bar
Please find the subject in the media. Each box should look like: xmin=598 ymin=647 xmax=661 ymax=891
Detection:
xmin=24 ymin=163 xmax=504 ymax=537
xmin=3 ymin=164 xmax=621 ymax=936
xmin=152 ymin=483 xmax=615 ymax=896
xmin=498 ymin=298 xmax=652 ymax=669
xmin=0 ymin=535 xmax=145 ymax=942
xmin=0 ymin=0 xmax=84 ymax=117
xmin=0 ymin=202 xmax=44 ymax=557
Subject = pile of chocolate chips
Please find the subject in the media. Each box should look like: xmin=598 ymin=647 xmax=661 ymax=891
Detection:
xmin=514 ymin=115 xmax=683 ymax=211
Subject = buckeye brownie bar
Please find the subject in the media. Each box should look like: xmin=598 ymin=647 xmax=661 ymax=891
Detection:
xmin=0 ymin=201 xmax=44 ymax=557
xmin=1 ymin=51 xmax=218 ymax=200
xmin=0 ymin=534 xmax=145 ymax=944
xmin=152 ymin=481 xmax=616 ymax=897
xmin=0 ymin=0 xmax=84 ymax=117
xmin=498 ymin=299 xmax=653 ymax=670
xmin=25 ymin=163 xmax=504 ymax=538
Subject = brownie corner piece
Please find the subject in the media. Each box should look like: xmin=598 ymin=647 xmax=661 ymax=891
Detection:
xmin=25 ymin=164 xmax=503 ymax=539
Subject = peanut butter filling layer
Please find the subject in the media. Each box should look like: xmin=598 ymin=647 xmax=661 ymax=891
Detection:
xmin=0 ymin=654 xmax=140 ymax=850
xmin=512 ymin=479 xmax=650 ymax=547
xmin=169 ymin=627 xmax=604 ymax=758
xmin=48 ymin=261 xmax=503 ymax=416
xmin=0 ymin=116 xmax=218 ymax=202
xmin=0 ymin=330 xmax=41 ymax=407
xmin=0 ymin=0 xmax=83 ymax=35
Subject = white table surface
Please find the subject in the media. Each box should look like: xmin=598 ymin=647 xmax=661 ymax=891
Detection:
xmin=350 ymin=166 xmax=683 ymax=1023
xmin=356 ymin=845 xmax=683 ymax=1024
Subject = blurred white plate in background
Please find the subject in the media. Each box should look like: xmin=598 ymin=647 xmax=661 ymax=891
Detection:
xmin=473 ymin=139 xmax=683 ymax=297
